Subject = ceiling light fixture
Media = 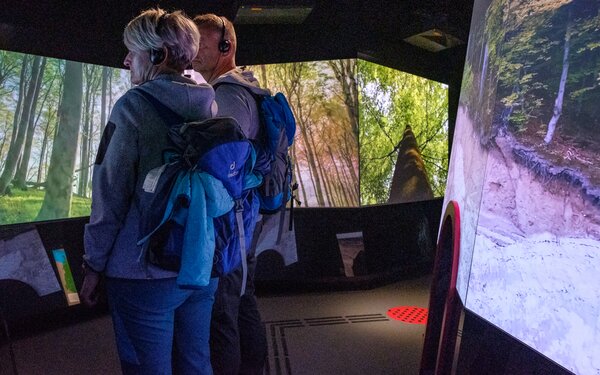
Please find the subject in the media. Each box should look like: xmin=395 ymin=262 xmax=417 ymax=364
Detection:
xmin=403 ymin=29 xmax=463 ymax=52
xmin=234 ymin=3 xmax=314 ymax=24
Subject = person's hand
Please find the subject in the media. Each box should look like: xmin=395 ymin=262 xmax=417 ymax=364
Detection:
xmin=79 ymin=266 xmax=102 ymax=307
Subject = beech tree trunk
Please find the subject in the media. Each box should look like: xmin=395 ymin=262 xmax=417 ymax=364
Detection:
xmin=37 ymin=61 xmax=83 ymax=220
xmin=329 ymin=59 xmax=359 ymax=139
xmin=259 ymin=64 xmax=269 ymax=89
xmin=0 ymin=56 xmax=43 ymax=194
xmin=14 ymin=57 xmax=46 ymax=189
xmin=79 ymin=64 xmax=98 ymax=197
xmin=37 ymin=113 xmax=53 ymax=185
xmin=305 ymin=122 xmax=325 ymax=206
xmin=0 ymin=114 xmax=9 ymax=171
xmin=544 ymin=12 xmax=572 ymax=144
xmin=9 ymin=56 xmax=29 ymax=148
xmin=340 ymin=133 xmax=359 ymax=190
xmin=388 ymin=125 xmax=434 ymax=204
xmin=292 ymin=144 xmax=307 ymax=207
xmin=100 ymin=66 xmax=109 ymax=134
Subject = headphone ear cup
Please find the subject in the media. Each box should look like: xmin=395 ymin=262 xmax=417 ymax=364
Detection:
xmin=150 ymin=48 xmax=165 ymax=65
xmin=218 ymin=40 xmax=231 ymax=53
xmin=218 ymin=16 xmax=231 ymax=54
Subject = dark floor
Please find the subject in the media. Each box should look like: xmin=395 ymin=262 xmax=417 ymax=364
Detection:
xmin=1 ymin=274 xmax=431 ymax=375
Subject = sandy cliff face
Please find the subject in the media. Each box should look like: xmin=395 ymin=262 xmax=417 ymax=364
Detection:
xmin=447 ymin=105 xmax=600 ymax=374
xmin=484 ymin=132 xmax=600 ymax=239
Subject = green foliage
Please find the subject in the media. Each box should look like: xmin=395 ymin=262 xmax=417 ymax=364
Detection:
xmin=460 ymin=63 xmax=475 ymax=107
xmin=509 ymin=110 xmax=528 ymax=129
xmin=0 ymin=189 xmax=90 ymax=225
xmin=358 ymin=60 xmax=449 ymax=205
xmin=474 ymin=0 xmax=600 ymax=141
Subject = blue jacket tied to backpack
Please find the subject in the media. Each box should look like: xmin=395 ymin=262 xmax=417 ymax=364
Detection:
xmin=162 ymin=171 xmax=233 ymax=288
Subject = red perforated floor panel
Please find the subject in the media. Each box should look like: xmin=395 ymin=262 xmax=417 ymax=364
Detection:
xmin=387 ymin=306 xmax=428 ymax=324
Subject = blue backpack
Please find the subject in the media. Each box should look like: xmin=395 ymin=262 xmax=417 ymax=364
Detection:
xmin=215 ymin=84 xmax=297 ymax=214
xmin=135 ymin=89 xmax=261 ymax=291
xmin=255 ymin=92 xmax=297 ymax=214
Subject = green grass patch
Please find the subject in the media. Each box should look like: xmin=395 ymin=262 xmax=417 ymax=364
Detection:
xmin=0 ymin=189 xmax=91 ymax=225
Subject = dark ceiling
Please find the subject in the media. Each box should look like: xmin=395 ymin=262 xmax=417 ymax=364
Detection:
xmin=0 ymin=0 xmax=473 ymax=84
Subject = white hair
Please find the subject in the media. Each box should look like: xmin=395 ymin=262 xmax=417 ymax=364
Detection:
xmin=124 ymin=8 xmax=199 ymax=71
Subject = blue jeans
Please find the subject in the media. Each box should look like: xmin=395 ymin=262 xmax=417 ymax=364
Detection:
xmin=106 ymin=277 xmax=219 ymax=375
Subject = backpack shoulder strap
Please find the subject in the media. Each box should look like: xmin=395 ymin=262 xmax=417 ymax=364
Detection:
xmin=135 ymin=88 xmax=184 ymax=126
xmin=213 ymin=82 xmax=263 ymax=103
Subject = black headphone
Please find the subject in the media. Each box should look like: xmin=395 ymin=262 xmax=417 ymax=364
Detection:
xmin=150 ymin=13 xmax=167 ymax=65
xmin=218 ymin=16 xmax=231 ymax=53
xmin=150 ymin=48 xmax=165 ymax=65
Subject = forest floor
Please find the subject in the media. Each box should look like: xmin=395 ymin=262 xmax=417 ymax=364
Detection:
xmin=514 ymin=122 xmax=600 ymax=193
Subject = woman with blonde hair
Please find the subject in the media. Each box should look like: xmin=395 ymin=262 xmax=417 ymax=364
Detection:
xmin=80 ymin=8 xmax=217 ymax=374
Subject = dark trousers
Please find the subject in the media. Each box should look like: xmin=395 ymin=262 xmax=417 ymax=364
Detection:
xmin=210 ymin=221 xmax=267 ymax=375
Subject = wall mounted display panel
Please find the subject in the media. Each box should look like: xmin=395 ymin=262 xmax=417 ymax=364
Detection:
xmin=446 ymin=0 xmax=600 ymax=374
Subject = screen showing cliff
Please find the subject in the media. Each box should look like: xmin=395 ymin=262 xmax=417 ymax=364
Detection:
xmin=358 ymin=60 xmax=449 ymax=206
xmin=444 ymin=0 xmax=600 ymax=373
xmin=0 ymin=51 xmax=131 ymax=225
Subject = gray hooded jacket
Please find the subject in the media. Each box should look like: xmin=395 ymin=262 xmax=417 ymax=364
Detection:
xmin=84 ymin=73 xmax=216 ymax=279
xmin=212 ymin=68 xmax=271 ymax=140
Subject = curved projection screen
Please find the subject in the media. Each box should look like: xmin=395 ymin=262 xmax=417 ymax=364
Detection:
xmin=248 ymin=59 xmax=449 ymax=208
xmin=444 ymin=0 xmax=600 ymax=374
xmin=0 ymin=51 xmax=131 ymax=225
xmin=0 ymin=54 xmax=362 ymax=226
xmin=1 ymin=52 xmax=448 ymax=225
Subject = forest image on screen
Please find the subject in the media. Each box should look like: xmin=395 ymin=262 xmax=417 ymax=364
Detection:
xmin=357 ymin=60 xmax=448 ymax=206
xmin=248 ymin=60 xmax=360 ymax=208
xmin=0 ymin=51 xmax=130 ymax=225
xmin=1 ymin=54 xmax=449 ymax=225
xmin=246 ymin=59 xmax=448 ymax=209
xmin=445 ymin=0 xmax=600 ymax=373
xmin=0 ymin=55 xmax=362 ymax=226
